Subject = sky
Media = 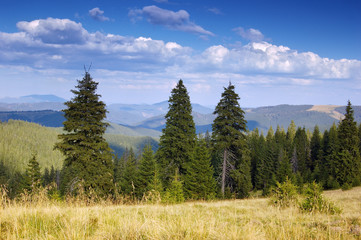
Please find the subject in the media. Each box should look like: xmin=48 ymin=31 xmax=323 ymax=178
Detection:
xmin=0 ymin=0 xmax=360 ymax=107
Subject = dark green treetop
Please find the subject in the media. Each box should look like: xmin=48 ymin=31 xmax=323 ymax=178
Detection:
xmin=212 ymin=83 xmax=247 ymax=152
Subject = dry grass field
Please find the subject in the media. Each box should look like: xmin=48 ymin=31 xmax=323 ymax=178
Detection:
xmin=0 ymin=187 xmax=360 ymax=239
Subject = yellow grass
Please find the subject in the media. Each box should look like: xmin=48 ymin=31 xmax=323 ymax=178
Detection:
xmin=1 ymin=187 xmax=361 ymax=239
xmin=307 ymin=105 xmax=344 ymax=121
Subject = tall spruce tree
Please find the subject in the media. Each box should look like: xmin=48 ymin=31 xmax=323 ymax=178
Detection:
xmin=55 ymin=71 xmax=114 ymax=197
xmin=156 ymin=80 xmax=196 ymax=187
xmin=335 ymin=101 xmax=361 ymax=187
xmin=212 ymin=82 xmax=251 ymax=198
xmin=184 ymin=136 xmax=216 ymax=200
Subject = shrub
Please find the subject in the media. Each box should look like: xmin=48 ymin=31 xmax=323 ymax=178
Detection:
xmin=300 ymin=181 xmax=341 ymax=214
xmin=270 ymin=177 xmax=298 ymax=208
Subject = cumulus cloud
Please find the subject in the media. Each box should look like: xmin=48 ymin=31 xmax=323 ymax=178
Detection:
xmin=129 ymin=5 xmax=214 ymax=36
xmin=233 ymin=27 xmax=264 ymax=42
xmin=89 ymin=7 xmax=110 ymax=22
xmin=16 ymin=18 xmax=88 ymax=44
xmin=1 ymin=17 xmax=360 ymax=92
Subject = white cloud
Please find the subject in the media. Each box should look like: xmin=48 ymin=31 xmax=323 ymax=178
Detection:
xmin=208 ymin=8 xmax=222 ymax=15
xmin=233 ymin=27 xmax=264 ymax=42
xmin=129 ymin=5 xmax=214 ymax=36
xmin=89 ymin=7 xmax=110 ymax=22
xmin=1 ymin=17 xmax=361 ymax=104
xmin=16 ymin=18 xmax=88 ymax=44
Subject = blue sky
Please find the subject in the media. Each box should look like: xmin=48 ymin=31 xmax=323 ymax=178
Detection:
xmin=0 ymin=0 xmax=360 ymax=107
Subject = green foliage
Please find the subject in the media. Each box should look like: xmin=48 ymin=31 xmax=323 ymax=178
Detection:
xmin=270 ymin=177 xmax=298 ymax=208
xmin=105 ymin=133 xmax=158 ymax=157
xmin=184 ymin=137 xmax=216 ymax=200
xmin=163 ymin=170 xmax=185 ymax=204
xmin=24 ymin=154 xmax=42 ymax=191
xmin=115 ymin=149 xmax=138 ymax=198
xmin=212 ymin=83 xmax=251 ymax=197
xmin=335 ymin=101 xmax=361 ymax=186
xmin=157 ymin=80 xmax=196 ymax=187
xmin=55 ymin=72 xmax=114 ymax=198
xmin=300 ymin=182 xmax=341 ymax=214
xmin=0 ymin=120 xmax=64 ymax=174
xmin=137 ymin=145 xmax=162 ymax=197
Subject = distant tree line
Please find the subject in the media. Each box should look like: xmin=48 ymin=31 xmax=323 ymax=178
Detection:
xmin=0 ymin=72 xmax=360 ymax=201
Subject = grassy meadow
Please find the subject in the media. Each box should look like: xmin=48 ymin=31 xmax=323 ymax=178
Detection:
xmin=0 ymin=187 xmax=360 ymax=239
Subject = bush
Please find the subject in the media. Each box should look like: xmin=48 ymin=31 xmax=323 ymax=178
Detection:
xmin=300 ymin=182 xmax=341 ymax=214
xmin=270 ymin=177 xmax=298 ymax=208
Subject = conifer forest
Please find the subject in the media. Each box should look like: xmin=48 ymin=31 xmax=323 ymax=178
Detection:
xmin=1 ymin=72 xmax=360 ymax=202
xmin=1 ymin=72 xmax=361 ymax=239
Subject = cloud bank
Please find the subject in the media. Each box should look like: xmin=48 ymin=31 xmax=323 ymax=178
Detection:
xmin=1 ymin=18 xmax=360 ymax=105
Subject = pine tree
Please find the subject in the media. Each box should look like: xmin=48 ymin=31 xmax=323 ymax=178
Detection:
xmin=286 ymin=120 xmax=297 ymax=143
xmin=117 ymin=149 xmax=138 ymax=197
xmin=335 ymin=101 xmax=361 ymax=187
xmin=24 ymin=154 xmax=42 ymax=191
xmin=55 ymin=71 xmax=114 ymax=197
xmin=184 ymin=137 xmax=216 ymax=200
xmin=156 ymin=80 xmax=196 ymax=187
xmin=310 ymin=125 xmax=321 ymax=172
xmin=293 ymin=127 xmax=311 ymax=181
xmin=164 ymin=169 xmax=185 ymax=203
xmin=212 ymin=82 xmax=251 ymax=197
xmin=137 ymin=145 xmax=160 ymax=196
xmin=277 ymin=149 xmax=293 ymax=183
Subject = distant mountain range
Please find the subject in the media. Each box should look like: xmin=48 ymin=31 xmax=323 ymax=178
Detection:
xmin=1 ymin=95 xmax=360 ymax=136
xmin=0 ymin=94 xmax=67 ymax=104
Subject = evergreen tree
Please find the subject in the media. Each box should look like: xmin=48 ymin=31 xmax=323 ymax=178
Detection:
xmin=117 ymin=149 xmax=138 ymax=197
xmin=323 ymin=123 xmax=340 ymax=189
xmin=212 ymin=82 xmax=251 ymax=197
xmin=293 ymin=127 xmax=311 ymax=181
xmin=277 ymin=149 xmax=293 ymax=183
xmin=24 ymin=154 xmax=42 ymax=191
xmin=156 ymin=80 xmax=196 ymax=187
xmin=164 ymin=169 xmax=185 ymax=203
xmin=42 ymin=167 xmax=51 ymax=186
xmin=55 ymin=71 xmax=114 ymax=197
xmin=261 ymin=127 xmax=278 ymax=194
xmin=310 ymin=125 xmax=321 ymax=172
xmin=253 ymin=132 xmax=267 ymax=190
xmin=137 ymin=145 xmax=161 ymax=196
xmin=184 ymin=137 xmax=216 ymax=200
xmin=335 ymin=101 xmax=361 ymax=187
xmin=286 ymin=120 xmax=297 ymax=143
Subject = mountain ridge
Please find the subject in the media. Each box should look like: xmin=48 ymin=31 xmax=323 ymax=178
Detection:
xmin=1 ymin=95 xmax=360 ymax=135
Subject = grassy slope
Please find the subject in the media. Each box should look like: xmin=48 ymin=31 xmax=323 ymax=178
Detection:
xmin=0 ymin=187 xmax=360 ymax=239
xmin=0 ymin=120 xmax=159 ymax=174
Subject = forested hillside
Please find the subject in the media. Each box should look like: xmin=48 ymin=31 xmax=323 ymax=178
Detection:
xmin=0 ymin=120 xmax=159 ymax=175
xmin=0 ymin=120 xmax=64 ymax=174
